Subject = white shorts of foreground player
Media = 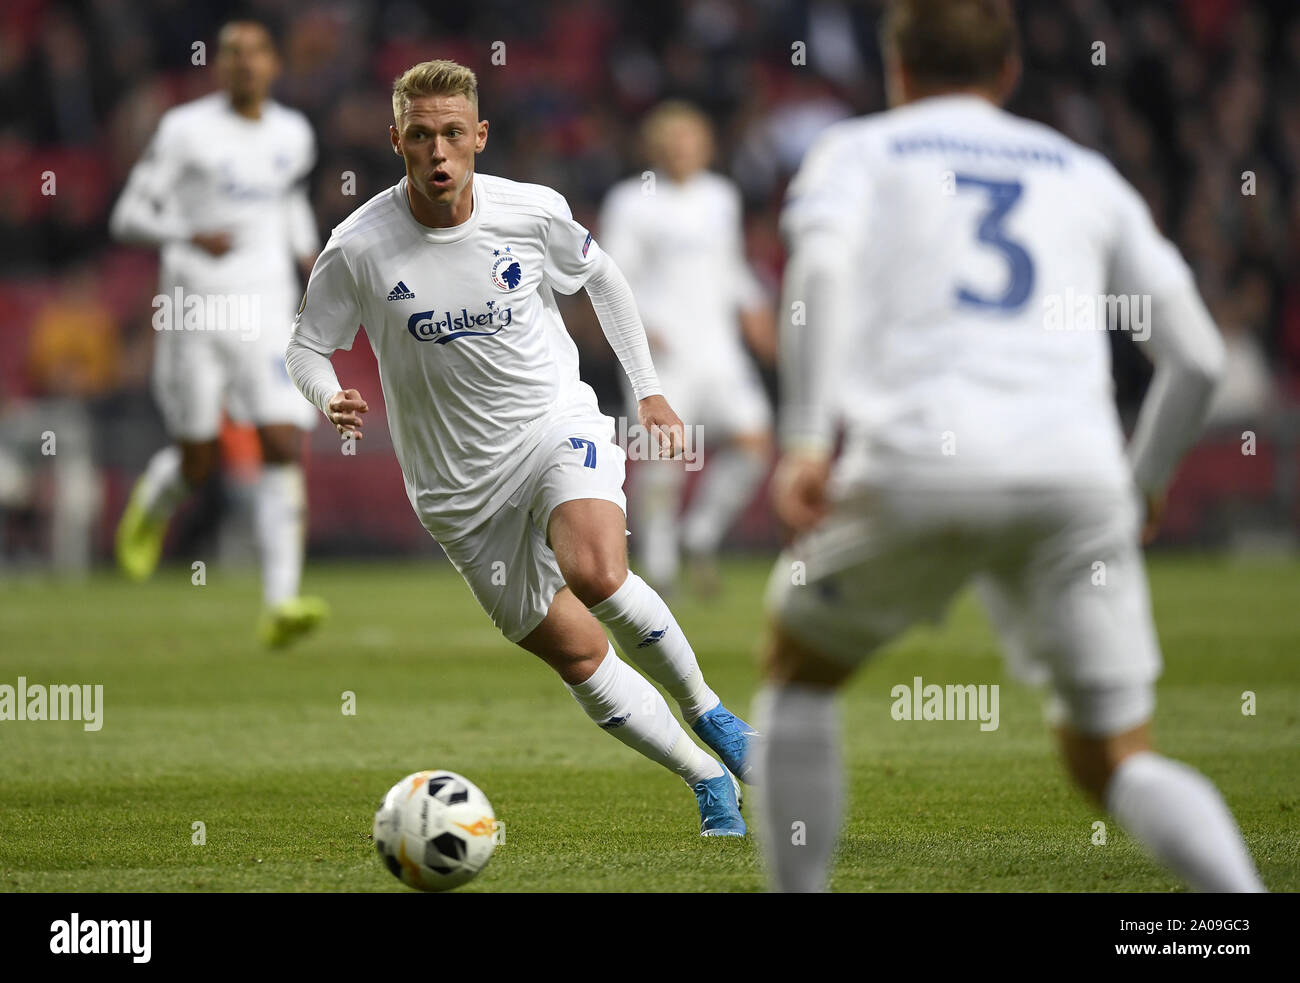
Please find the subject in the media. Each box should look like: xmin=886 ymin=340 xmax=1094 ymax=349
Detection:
xmin=438 ymin=408 xmax=626 ymax=643
xmin=766 ymin=481 xmax=1158 ymax=736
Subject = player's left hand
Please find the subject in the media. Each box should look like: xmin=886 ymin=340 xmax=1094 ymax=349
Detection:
xmin=637 ymin=395 xmax=685 ymax=459
xmin=327 ymin=388 xmax=369 ymax=439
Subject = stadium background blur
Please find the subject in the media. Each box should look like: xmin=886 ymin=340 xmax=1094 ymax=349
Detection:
xmin=2 ymin=0 xmax=1298 ymax=573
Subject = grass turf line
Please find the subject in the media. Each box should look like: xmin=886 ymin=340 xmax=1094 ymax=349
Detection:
xmin=0 ymin=555 xmax=1295 ymax=892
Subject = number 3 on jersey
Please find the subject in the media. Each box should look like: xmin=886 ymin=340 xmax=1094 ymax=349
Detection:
xmin=953 ymin=174 xmax=1034 ymax=313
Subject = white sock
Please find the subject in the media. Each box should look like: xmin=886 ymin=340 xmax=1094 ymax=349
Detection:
xmin=587 ymin=572 xmax=719 ymax=722
xmin=566 ymin=645 xmax=723 ymax=785
xmin=253 ymin=463 xmax=306 ymax=608
xmin=629 ymin=460 xmax=684 ymax=586
xmin=137 ymin=445 xmax=188 ymax=522
xmin=1105 ymin=751 xmax=1266 ymax=892
xmin=681 ymin=446 xmax=765 ymax=556
xmin=754 ymin=683 xmax=841 ymax=893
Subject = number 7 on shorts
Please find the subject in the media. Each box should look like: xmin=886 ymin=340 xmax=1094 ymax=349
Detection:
xmin=567 ymin=437 xmax=597 ymax=468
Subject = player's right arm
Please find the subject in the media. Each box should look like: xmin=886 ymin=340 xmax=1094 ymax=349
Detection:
xmin=284 ymin=236 xmax=369 ymax=439
xmin=1103 ymin=163 xmax=1226 ymax=541
xmin=773 ymin=124 xmax=864 ymax=533
xmin=109 ymin=110 xmax=232 ymax=256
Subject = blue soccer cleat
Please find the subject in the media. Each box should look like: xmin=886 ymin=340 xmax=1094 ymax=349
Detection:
xmin=693 ymin=769 xmax=746 ymax=837
xmin=691 ymin=705 xmax=760 ymax=784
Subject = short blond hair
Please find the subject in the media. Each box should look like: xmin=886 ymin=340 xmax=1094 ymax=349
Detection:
xmin=392 ymin=59 xmax=478 ymax=125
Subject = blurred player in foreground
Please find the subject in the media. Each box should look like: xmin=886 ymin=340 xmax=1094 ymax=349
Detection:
xmin=110 ymin=21 xmax=326 ymax=647
xmin=599 ymin=103 xmax=776 ymax=594
xmin=286 ymin=61 xmax=757 ymax=836
xmin=757 ymin=0 xmax=1264 ymax=892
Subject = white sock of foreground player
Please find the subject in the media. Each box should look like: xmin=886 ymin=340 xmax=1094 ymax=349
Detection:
xmin=587 ymin=572 xmax=720 ymax=722
xmin=753 ymin=683 xmax=841 ymax=892
xmin=1105 ymin=750 xmax=1265 ymax=892
xmin=253 ymin=463 xmax=306 ymax=608
xmin=136 ymin=445 xmax=189 ymax=522
xmin=566 ymin=645 xmax=723 ymax=786
xmin=681 ymin=446 xmax=766 ymax=557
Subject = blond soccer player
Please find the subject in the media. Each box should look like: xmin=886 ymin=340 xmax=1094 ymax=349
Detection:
xmin=599 ymin=103 xmax=776 ymax=594
xmin=286 ymin=61 xmax=759 ymax=836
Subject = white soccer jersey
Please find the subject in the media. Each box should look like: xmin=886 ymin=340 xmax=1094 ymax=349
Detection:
xmin=111 ymin=92 xmax=318 ymax=295
xmin=782 ymin=94 xmax=1195 ymax=490
xmin=598 ymin=170 xmax=764 ymax=369
xmin=291 ymin=174 xmax=606 ymax=540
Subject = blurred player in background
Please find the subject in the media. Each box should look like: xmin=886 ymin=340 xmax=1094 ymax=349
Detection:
xmin=287 ymin=61 xmax=758 ymax=837
xmin=757 ymin=0 xmax=1264 ymax=892
xmin=599 ymin=102 xmax=776 ymax=594
xmin=110 ymin=20 xmax=327 ymax=647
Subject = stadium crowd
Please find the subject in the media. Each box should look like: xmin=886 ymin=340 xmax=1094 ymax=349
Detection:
xmin=1 ymin=0 xmax=1297 ymax=566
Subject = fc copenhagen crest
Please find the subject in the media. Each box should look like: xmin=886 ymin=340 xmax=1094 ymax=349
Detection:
xmin=490 ymin=247 xmax=523 ymax=291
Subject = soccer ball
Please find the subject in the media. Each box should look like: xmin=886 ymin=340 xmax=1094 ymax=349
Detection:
xmin=373 ymin=770 xmax=498 ymax=891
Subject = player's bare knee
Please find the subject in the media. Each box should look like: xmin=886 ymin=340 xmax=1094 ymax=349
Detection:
xmin=566 ymin=559 xmax=628 ymax=608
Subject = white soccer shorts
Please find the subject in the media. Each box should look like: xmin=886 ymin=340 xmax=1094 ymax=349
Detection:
xmin=151 ymin=284 xmax=317 ymax=441
xmin=765 ymin=482 xmax=1161 ymax=736
xmin=437 ymin=410 xmax=628 ymax=643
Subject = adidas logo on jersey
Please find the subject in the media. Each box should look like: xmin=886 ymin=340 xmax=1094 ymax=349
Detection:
xmin=387 ymin=281 xmax=415 ymax=301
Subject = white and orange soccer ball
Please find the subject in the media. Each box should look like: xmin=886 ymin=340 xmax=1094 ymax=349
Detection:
xmin=373 ymin=770 xmax=499 ymax=891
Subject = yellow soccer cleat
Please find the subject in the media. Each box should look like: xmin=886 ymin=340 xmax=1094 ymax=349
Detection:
xmin=259 ymin=596 xmax=330 ymax=649
xmin=115 ymin=480 xmax=169 ymax=581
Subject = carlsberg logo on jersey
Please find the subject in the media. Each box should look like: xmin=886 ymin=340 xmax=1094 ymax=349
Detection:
xmin=407 ymin=300 xmax=513 ymax=344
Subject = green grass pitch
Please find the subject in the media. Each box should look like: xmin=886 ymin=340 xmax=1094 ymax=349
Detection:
xmin=1 ymin=554 xmax=1295 ymax=892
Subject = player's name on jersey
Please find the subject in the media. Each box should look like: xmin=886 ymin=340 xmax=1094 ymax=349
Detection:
xmin=890 ymin=133 xmax=1068 ymax=168
xmin=151 ymin=286 xmax=263 ymax=340
xmin=0 ymin=676 xmax=103 ymax=731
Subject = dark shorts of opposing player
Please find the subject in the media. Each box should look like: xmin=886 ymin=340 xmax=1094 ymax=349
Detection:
xmin=437 ymin=411 xmax=628 ymax=644
xmin=765 ymin=483 xmax=1161 ymax=737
